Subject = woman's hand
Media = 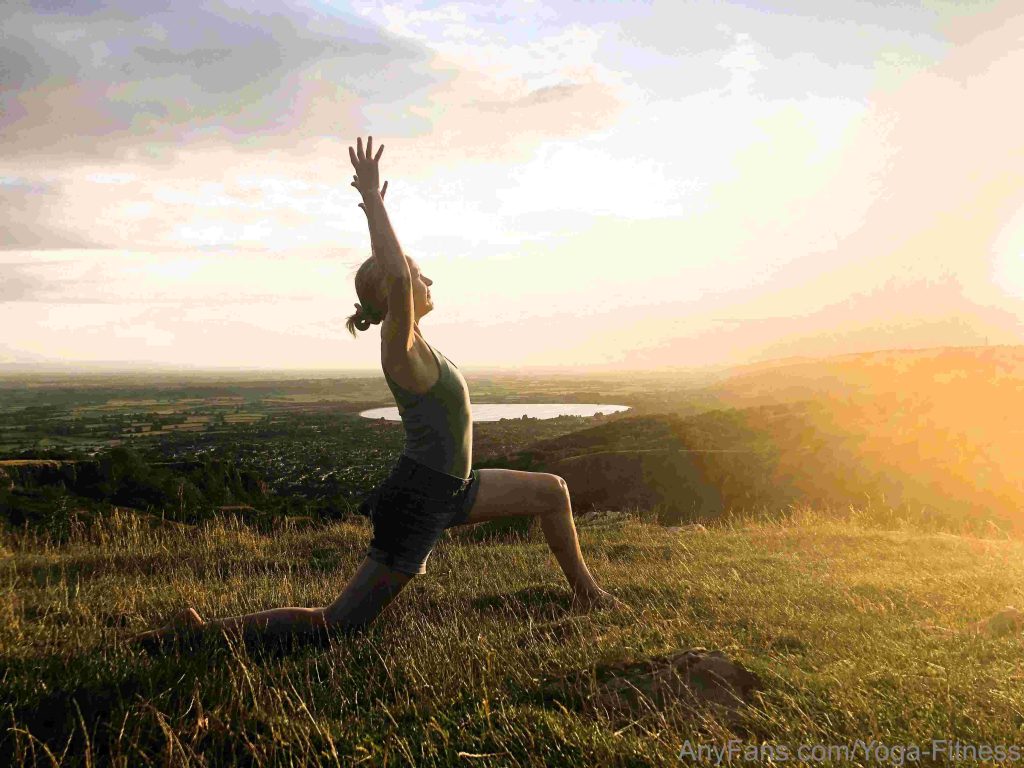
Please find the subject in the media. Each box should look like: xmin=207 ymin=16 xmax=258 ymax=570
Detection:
xmin=349 ymin=136 xmax=405 ymax=273
xmin=349 ymin=135 xmax=386 ymax=199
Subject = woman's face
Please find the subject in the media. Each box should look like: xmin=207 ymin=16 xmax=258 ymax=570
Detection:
xmin=408 ymin=259 xmax=433 ymax=319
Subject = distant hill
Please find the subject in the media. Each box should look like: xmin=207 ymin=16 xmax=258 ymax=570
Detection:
xmin=511 ymin=346 xmax=1024 ymax=532
xmin=707 ymin=344 xmax=1024 ymax=407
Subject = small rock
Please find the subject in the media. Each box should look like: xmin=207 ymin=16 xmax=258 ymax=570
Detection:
xmin=968 ymin=606 xmax=1024 ymax=636
xmin=544 ymin=647 xmax=762 ymax=722
xmin=595 ymin=648 xmax=760 ymax=713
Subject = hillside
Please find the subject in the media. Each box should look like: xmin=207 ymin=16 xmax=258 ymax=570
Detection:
xmin=707 ymin=344 xmax=1024 ymax=407
xmin=509 ymin=346 xmax=1024 ymax=532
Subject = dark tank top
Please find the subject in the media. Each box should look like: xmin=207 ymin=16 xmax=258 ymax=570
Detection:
xmin=383 ymin=339 xmax=473 ymax=479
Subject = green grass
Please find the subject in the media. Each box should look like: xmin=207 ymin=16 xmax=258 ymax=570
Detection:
xmin=2 ymin=507 xmax=1023 ymax=766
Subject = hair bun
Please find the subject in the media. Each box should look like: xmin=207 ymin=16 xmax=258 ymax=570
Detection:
xmin=356 ymin=302 xmax=381 ymax=324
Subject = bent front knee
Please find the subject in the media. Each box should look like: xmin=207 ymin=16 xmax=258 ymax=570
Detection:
xmin=538 ymin=474 xmax=570 ymax=513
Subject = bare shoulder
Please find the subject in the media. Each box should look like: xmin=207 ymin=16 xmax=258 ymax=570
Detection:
xmin=381 ymin=330 xmax=440 ymax=395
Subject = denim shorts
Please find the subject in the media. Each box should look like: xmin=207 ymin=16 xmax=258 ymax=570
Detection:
xmin=360 ymin=455 xmax=481 ymax=576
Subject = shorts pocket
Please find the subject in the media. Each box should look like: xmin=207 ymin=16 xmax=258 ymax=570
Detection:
xmin=375 ymin=487 xmax=451 ymax=533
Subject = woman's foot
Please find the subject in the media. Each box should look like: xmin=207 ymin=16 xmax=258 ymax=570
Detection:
xmin=571 ymin=588 xmax=629 ymax=612
xmin=129 ymin=607 xmax=206 ymax=650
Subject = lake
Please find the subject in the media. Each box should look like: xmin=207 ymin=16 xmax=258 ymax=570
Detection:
xmin=359 ymin=403 xmax=631 ymax=422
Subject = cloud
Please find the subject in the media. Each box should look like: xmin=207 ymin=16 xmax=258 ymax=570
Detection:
xmin=620 ymin=0 xmax=948 ymax=64
xmin=496 ymin=140 xmax=700 ymax=220
xmin=0 ymin=264 xmax=38 ymax=302
xmin=473 ymin=82 xmax=587 ymax=112
xmin=1 ymin=0 xmax=442 ymax=162
xmin=0 ymin=253 xmax=121 ymax=303
xmin=613 ymin=0 xmax=949 ymax=103
xmin=2 ymin=0 xmax=624 ymax=168
xmin=0 ymin=247 xmax=372 ymax=309
xmin=0 ymin=177 xmax=104 ymax=250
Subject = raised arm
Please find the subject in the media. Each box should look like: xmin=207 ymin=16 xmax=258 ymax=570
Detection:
xmin=350 ymin=135 xmax=416 ymax=355
xmin=349 ymin=136 xmax=409 ymax=285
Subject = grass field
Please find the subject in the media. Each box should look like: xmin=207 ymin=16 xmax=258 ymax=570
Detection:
xmin=3 ymin=506 xmax=1023 ymax=766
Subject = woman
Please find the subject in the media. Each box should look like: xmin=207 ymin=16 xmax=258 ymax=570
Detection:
xmin=131 ymin=136 xmax=621 ymax=649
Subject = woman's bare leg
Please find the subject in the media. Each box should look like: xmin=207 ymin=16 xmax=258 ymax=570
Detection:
xmin=539 ymin=484 xmax=603 ymax=595
xmin=321 ymin=555 xmax=414 ymax=628
xmin=131 ymin=556 xmax=414 ymax=647
xmin=455 ymin=469 xmax=625 ymax=610
xmin=541 ymin=482 xmax=624 ymax=608
xmin=207 ymin=556 xmax=413 ymax=640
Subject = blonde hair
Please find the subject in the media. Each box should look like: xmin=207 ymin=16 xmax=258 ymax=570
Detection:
xmin=345 ymin=256 xmax=389 ymax=338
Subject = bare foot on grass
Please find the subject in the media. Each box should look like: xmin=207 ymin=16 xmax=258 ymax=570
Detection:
xmin=571 ymin=588 xmax=630 ymax=613
xmin=128 ymin=607 xmax=206 ymax=651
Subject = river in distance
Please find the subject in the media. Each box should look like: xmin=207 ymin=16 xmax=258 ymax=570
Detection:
xmin=359 ymin=403 xmax=631 ymax=422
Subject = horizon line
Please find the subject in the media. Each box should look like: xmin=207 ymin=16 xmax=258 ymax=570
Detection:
xmin=0 ymin=343 xmax=1016 ymax=380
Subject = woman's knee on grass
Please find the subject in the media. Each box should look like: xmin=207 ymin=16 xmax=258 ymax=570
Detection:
xmin=320 ymin=559 xmax=415 ymax=630
xmin=320 ymin=595 xmax=396 ymax=633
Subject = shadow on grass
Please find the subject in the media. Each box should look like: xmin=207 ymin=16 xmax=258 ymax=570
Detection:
xmin=1 ymin=627 xmax=395 ymax=766
xmin=130 ymin=618 xmax=384 ymax=661
xmin=1 ymin=652 xmax=213 ymax=765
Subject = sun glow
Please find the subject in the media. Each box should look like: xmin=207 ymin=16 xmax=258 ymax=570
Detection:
xmin=991 ymin=205 xmax=1024 ymax=297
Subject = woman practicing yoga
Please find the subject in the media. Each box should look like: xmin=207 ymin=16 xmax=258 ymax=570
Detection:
xmin=131 ymin=136 xmax=620 ymax=648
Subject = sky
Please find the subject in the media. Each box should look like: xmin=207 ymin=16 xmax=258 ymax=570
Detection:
xmin=1 ymin=0 xmax=1022 ymax=373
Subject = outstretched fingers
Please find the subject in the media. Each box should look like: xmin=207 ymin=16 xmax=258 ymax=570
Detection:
xmin=350 ymin=136 xmax=386 ymax=203
xmin=364 ymin=135 xmax=384 ymax=161
xmin=349 ymin=136 xmax=384 ymax=164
